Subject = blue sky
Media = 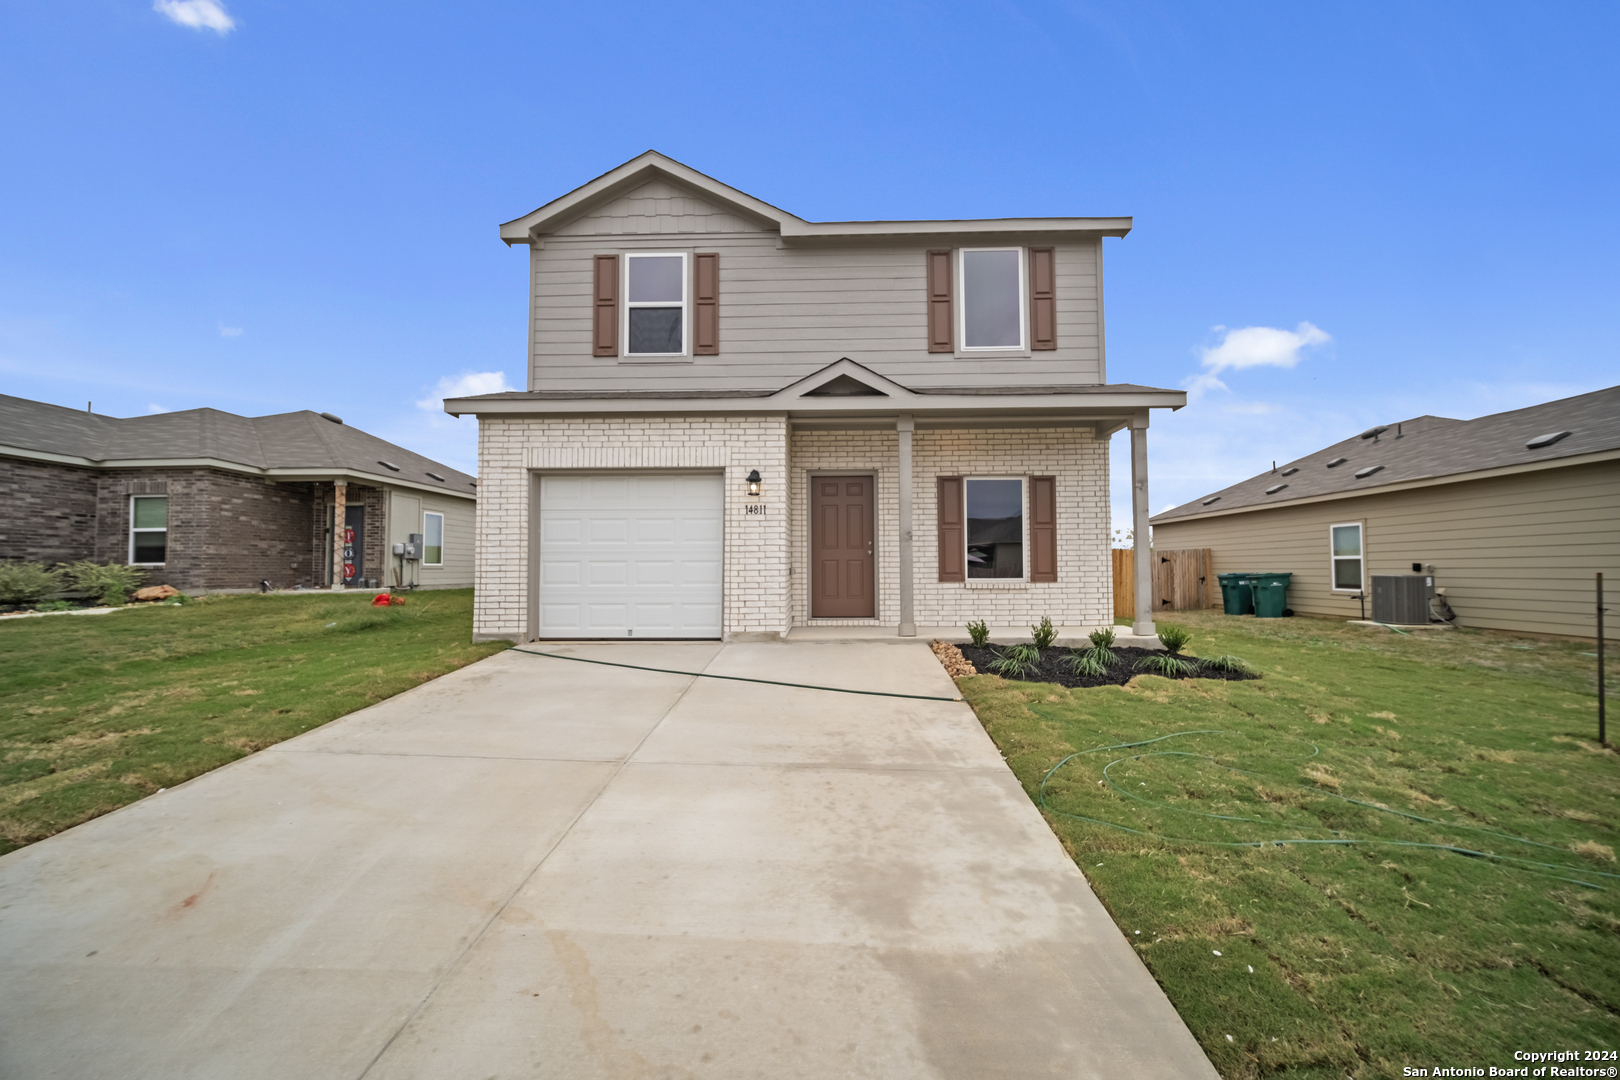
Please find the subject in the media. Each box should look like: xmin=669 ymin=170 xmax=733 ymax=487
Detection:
xmin=2 ymin=1 xmax=1615 ymax=534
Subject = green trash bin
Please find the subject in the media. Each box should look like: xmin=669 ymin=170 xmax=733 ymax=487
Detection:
xmin=1217 ymin=573 xmax=1256 ymax=615
xmin=1252 ymin=572 xmax=1293 ymax=618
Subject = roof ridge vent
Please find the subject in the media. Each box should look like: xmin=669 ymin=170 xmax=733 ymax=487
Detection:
xmin=1265 ymin=483 xmax=1288 ymax=495
xmin=377 ymin=460 xmax=400 ymax=471
xmin=1354 ymin=464 xmax=1385 ymax=479
xmin=1279 ymin=466 xmax=1299 ymax=476
xmin=319 ymin=412 xmax=344 ymax=425
xmin=1525 ymin=430 xmax=1571 ymax=449
xmin=426 ymin=471 xmax=446 ymax=482
xmin=1326 ymin=457 xmax=1348 ymax=468
xmin=1202 ymin=495 xmax=1221 ymax=506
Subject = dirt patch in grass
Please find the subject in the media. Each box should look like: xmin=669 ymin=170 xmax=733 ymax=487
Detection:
xmin=954 ymin=611 xmax=1620 ymax=1076
xmin=0 ymin=589 xmax=507 ymax=854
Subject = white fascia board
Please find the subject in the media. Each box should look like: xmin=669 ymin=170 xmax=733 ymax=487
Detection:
xmin=0 ymin=446 xmax=474 ymax=500
xmin=499 ymin=152 xmax=803 ymax=244
xmin=1148 ymin=447 xmax=1620 ymax=525
xmin=444 ymin=390 xmax=1186 ymax=418
xmin=778 ymin=217 xmax=1133 ymax=243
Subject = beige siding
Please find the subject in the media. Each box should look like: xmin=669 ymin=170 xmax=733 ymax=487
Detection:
xmin=385 ymin=487 xmax=475 ymax=589
xmin=531 ymin=182 xmax=1104 ymax=393
xmin=1150 ymin=461 xmax=1620 ymax=637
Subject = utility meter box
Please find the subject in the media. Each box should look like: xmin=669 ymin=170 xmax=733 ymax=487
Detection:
xmin=401 ymin=534 xmax=422 ymax=561
xmin=1371 ymin=575 xmax=1434 ymax=624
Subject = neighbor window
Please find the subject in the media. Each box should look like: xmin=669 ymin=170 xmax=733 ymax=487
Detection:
xmin=1330 ymin=522 xmax=1363 ymax=591
xmin=625 ymin=252 xmax=686 ymax=356
xmin=960 ymin=248 xmax=1025 ymax=350
xmin=965 ymin=478 xmax=1025 ymax=579
xmin=130 ymin=495 xmax=168 ymax=565
xmin=423 ymin=511 xmax=444 ymax=566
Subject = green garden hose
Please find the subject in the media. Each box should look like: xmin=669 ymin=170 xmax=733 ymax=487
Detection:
xmin=1039 ymin=730 xmax=1620 ymax=890
xmin=511 ymin=647 xmax=963 ymax=702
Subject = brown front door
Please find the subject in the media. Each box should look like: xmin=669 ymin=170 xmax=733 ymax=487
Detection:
xmin=811 ymin=476 xmax=875 ymax=618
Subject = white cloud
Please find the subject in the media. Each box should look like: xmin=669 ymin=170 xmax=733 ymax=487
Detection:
xmin=1222 ymin=401 xmax=1281 ymax=415
xmin=416 ymin=371 xmax=513 ymax=413
xmin=154 ymin=0 xmax=235 ymax=33
xmin=147 ymin=404 xmax=169 ymax=414
xmin=218 ymin=323 xmax=243 ymax=338
xmin=154 ymin=0 xmax=234 ymax=33
xmin=1184 ymin=322 xmax=1330 ymax=399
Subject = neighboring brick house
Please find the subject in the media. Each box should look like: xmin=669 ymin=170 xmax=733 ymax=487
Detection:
xmin=446 ymin=152 xmax=1184 ymax=642
xmin=1 ymin=395 xmax=477 ymax=594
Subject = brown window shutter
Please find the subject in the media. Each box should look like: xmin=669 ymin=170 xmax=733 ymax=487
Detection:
xmin=926 ymin=250 xmax=954 ymax=353
xmin=693 ymin=252 xmax=719 ymax=355
xmin=1029 ymin=247 xmax=1056 ymax=350
xmin=937 ymin=476 xmax=964 ymax=582
xmin=592 ymin=254 xmax=619 ymax=357
xmin=1029 ymin=476 xmax=1057 ymax=582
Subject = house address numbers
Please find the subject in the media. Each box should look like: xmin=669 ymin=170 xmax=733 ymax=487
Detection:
xmin=745 ymin=503 xmax=768 ymax=516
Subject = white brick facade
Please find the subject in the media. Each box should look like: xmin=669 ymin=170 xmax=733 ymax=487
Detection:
xmin=475 ymin=416 xmax=1109 ymax=640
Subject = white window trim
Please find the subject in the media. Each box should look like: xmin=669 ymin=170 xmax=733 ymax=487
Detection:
xmin=964 ymin=475 xmax=1029 ymax=584
xmin=957 ymin=247 xmax=1028 ymax=352
xmin=422 ymin=510 xmax=445 ymax=567
xmin=622 ymin=251 xmax=689 ymax=358
xmin=1329 ymin=521 xmax=1364 ymax=593
xmin=129 ymin=494 xmax=168 ymax=566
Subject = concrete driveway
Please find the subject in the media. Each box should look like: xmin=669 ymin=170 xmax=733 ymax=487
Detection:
xmin=0 ymin=641 xmax=1216 ymax=1079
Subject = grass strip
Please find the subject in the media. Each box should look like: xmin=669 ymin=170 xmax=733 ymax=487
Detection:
xmin=0 ymin=589 xmax=507 ymax=855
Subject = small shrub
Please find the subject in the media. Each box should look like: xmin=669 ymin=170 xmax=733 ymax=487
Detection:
xmin=1031 ymin=616 xmax=1057 ymax=649
xmin=62 ymin=561 xmax=146 ymax=606
xmin=34 ymin=599 xmax=76 ymax=612
xmin=1199 ymin=654 xmax=1252 ymax=674
xmin=987 ymin=643 xmax=1042 ymax=679
xmin=1062 ymin=650 xmax=1107 ymax=678
xmin=1135 ymin=653 xmax=1198 ymax=678
xmin=1157 ymin=624 xmax=1193 ymax=654
xmin=0 ymin=561 xmax=65 ymax=605
xmin=966 ymin=619 xmax=990 ymax=647
xmin=1088 ymin=627 xmax=1117 ymax=650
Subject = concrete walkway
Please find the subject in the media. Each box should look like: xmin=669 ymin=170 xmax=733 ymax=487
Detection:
xmin=0 ymin=641 xmax=1216 ymax=1079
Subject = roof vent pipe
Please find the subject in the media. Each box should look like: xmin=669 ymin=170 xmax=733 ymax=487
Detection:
xmin=320 ymin=412 xmax=344 ymax=425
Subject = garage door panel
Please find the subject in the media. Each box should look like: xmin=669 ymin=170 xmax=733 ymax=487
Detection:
xmin=538 ymin=473 xmax=723 ymax=639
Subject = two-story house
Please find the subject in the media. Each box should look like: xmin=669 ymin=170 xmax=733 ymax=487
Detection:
xmin=446 ymin=152 xmax=1184 ymax=642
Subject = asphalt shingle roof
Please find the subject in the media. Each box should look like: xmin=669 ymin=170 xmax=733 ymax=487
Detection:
xmin=0 ymin=395 xmax=476 ymax=496
xmin=1150 ymin=384 xmax=1620 ymax=525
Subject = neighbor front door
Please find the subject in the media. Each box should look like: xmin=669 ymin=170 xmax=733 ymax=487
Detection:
xmin=810 ymin=475 xmax=874 ymax=618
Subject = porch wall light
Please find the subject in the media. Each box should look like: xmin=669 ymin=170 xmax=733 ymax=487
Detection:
xmin=746 ymin=469 xmax=762 ymax=497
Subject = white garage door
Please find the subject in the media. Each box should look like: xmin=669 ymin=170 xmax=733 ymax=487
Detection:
xmin=537 ymin=473 xmax=723 ymax=639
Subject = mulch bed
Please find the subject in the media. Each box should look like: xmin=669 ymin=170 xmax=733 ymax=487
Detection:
xmin=955 ymin=644 xmax=1262 ymax=689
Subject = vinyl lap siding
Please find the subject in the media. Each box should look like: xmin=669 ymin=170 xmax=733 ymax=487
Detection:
xmin=1150 ymin=461 xmax=1619 ymax=637
xmin=529 ymin=187 xmax=1103 ymax=393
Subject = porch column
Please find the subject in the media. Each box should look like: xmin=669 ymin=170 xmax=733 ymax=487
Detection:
xmin=897 ymin=413 xmax=916 ymax=637
xmin=1130 ymin=412 xmax=1155 ymax=637
xmin=331 ymin=482 xmax=347 ymax=590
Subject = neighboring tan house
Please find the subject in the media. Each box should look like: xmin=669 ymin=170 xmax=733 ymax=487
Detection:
xmin=1149 ymin=385 xmax=1620 ymax=637
xmin=0 ymin=394 xmax=477 ymax=593
xmin=445 ymin=151 xmax=1185 ymax=642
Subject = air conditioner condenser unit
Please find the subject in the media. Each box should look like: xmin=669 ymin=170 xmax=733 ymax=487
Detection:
xmin=1370 ymin=575 xmax=1435 ymax=625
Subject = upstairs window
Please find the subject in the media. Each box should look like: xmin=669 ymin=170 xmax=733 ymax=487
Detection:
xmin=625 ymin=253 xmax=686 ymax=356
xmin=130 ymin=495 xmax=168 ymax=565
xmin=965 ymin=478 xmax=1024 ymax=579
xmin=1331 ymin=522 xmax=1363 ymax=591
xmin=960 ymin=248 xmax=1025 ymax=350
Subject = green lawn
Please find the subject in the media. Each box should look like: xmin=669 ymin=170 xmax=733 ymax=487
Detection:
xmin=959 ymin=611 xmax=1618 ymax=1078
xmin=0 ymin=589 xmax=508 ymax=855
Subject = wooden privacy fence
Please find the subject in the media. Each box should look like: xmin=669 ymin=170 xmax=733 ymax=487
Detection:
xmin=1111 ymin=548 xmax=1214 ymax=620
